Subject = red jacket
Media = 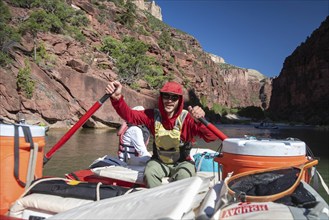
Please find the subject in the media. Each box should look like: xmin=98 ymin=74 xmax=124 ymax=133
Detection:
xmin=111 ymin=95 xmax=218 ymax=144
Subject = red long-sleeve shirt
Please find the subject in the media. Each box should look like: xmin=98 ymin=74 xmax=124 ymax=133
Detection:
xmin=111 ymin=96 xmax=218 ymax=144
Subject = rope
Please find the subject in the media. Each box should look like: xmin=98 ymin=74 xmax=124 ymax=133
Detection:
xmin=124 ymin=187 xmax=146 ymax=195
xmin=96 ymin=182 xmax=102 ymax=201
xmin=19 ymin=177 xmax=68 ymax=199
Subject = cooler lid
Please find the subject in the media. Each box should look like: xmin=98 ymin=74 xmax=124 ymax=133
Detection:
xmin=0 ymin=123 xmax=45 ymax=137
xmin=222 ymin=137 xmax=306 ymax=156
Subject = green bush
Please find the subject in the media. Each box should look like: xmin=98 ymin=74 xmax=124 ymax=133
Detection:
xmin=0 ymin=2 xmax=21 ymax=67
xmin=100 ymin=36 xmax=147 ymax=79
xmin=17 ymin=0 xmax=88 ymax=41
xmin=200 ymin=95 xmax=207 ymax=107
xmin=212 ymin=103 xmax=229 ymax=115
xmin=19 ymin=10 xmax=62 ymax=36
xmin=106 ymin=0 xmax=124 ymax=7
xmin=35 ymin=42 xmax=56 ymax=67
xmin=143 ymin=66 xmax=166 ymax=89
xmin=99 ymin=36 xmax=171 ymax=89
xmin=0 ymin=1 xmax=12 ymax=22
xmin=116 ymin=0 xmax=136 ymax=28
xmin=17 ymin=59 xmax=35 ymax=99
xmin=9 ymin=0 xmax=35 ymax=8
xmin=219 ymin=63 xmax=243 ymax=70
xmin=145 ymin=11 xmax=169 ymax=32
xmin=158 ymin=30 xmax=172 ymax=51
xmin=0 ymin=51 xmax=12 ymax=67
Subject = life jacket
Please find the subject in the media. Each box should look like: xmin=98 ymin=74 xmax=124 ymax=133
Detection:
xmin=153 ymin=109 xmax=191 ymax=164
xmin=117 ymin=122 xmax=150 ymax=162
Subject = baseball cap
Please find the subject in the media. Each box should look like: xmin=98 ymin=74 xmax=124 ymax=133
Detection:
xmin=160 ymin=81 xmax=183 ymax=95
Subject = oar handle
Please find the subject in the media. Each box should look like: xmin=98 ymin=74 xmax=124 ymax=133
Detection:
xmin=99 ymin=93 xmax=111 ymax=104
xmin=199 ymin=117 xmax=228 ymax=141
xmin=43 ymin=93 xmax=112 ymax=165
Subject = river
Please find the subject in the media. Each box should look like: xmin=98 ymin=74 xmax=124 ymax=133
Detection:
xmin=43 ymin=124 xmax=329 ymax=203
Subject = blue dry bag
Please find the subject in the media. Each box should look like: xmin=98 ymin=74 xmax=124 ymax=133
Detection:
xmin=193 ymin=152 xmax=219 ymax=172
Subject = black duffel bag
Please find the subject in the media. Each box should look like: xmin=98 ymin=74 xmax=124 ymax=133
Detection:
xmin=28 ymin=178 xmax=131 ymax=201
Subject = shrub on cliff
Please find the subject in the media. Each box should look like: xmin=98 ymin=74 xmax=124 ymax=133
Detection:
xmin=99 ymin=36 xmax=171 ymax=89
xmin=18 ymin=0 xmax=89 ymax=40
xmin=0 ymin=1 xmax=21 ymax=67
xmin=116 ymin=0 xmax=136 ymax=28
xmin=17 ymin=59 xmax=35 ymax=99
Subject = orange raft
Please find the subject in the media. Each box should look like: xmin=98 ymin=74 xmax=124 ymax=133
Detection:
xmin=0 ymin=123 xmax=46 ymax=215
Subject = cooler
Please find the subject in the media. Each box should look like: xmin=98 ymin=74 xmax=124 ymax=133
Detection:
xmin=215 ymin=137 xmax=309 ymax=180
xmin=0 ymin=123 xmax=46 ymax=215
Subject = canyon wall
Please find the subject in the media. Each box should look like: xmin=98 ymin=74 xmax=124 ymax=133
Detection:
xmin=269 ymin=16 xmax=329 ymax=124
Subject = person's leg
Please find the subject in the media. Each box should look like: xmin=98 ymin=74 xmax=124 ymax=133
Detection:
xmin=144 ymin=159 xmax=170 ymax=188
xmin=170 ymin=161 xmax=196 ymax=182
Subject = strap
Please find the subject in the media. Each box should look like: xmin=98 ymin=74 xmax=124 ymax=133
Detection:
xmin=67 ymin=172 xmax=80 ymax=181
xmin=14 ymin=125 xmax=25 ymax=187
xmin=14 ymin=125 xmax=34 ymax=187
xmin=149 ymin=159 xmax=170 ymax=177
xmin=118 ymin=144 xmax=138 ymax=162
xmin=124 ymin=145 xmax=128 ymax=162
xmin=196 ymin=154 xmax=206 ymax=172
xmin=26 ymin=143 xmax=38 ymax=190
xmin=316 ymin=169 xmax=329 ymax=195
xmin=118 ymin=125 xmax=130 ymax=162
xmin=174 ymin=109 xmax=188 ymax=129
xmin=22 ymin=126 xmax=34 ymax=150
xmin=137 ymin=124 xmax=150 ymax=145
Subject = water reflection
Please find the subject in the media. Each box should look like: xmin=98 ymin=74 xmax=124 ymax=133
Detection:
xmin=43 ymin=128 xmax=119 ymax=177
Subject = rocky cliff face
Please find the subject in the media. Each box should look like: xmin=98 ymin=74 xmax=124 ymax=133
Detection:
xmin=269 ymin=16 xmax=329 ymax=125
xmin=133 ymin=0 xmax=162 ymax=21
xmin=0 ymin=0 xmax=269 ymax=128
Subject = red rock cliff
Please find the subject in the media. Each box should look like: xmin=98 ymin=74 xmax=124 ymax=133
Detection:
xmin=0 ymin=0 xmax=271 ymax=128
xmin=269 ymin=16 xmax=329 ymax=125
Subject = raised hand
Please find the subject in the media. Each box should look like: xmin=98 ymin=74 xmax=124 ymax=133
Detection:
xmin=106 ymin=80 xmax=122 ymax=100
xmin=188 ymin=105 xmax=205 ymax=122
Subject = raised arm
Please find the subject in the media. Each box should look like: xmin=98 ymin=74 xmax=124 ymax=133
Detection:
xmin=105 ymin=81 xmax=152 ymax=129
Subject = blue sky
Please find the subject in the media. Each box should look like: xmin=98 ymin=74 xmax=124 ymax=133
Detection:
xmin=155 ymin=0 xmax=328 ymax=78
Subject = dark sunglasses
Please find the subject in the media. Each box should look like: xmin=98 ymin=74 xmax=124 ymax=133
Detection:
xmin=161 ymin=93 xmax=180 ymax=101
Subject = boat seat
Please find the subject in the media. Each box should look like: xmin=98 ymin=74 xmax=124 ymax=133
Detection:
xmin=48 ymin=176 xmax=212 ymax=219
xmin=8 ymin=193 xmax=93 ymax=219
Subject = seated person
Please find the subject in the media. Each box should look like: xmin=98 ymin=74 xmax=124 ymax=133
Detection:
xmin=117 ymin=106 xmax=151 ymax=165
xmin=106 ymin=81 xmax=218 ymax=188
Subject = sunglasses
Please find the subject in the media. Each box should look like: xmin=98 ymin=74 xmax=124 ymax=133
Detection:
xmin=161 ymin=93 xmax=180 ymax=101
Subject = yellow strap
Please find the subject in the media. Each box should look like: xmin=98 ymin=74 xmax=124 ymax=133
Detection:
xmin=67 ymin=180 xmax=81 ymax=186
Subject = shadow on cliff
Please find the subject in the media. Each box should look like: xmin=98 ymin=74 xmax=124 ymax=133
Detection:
xmin=184 ymin=89 xmax=223 ymax=124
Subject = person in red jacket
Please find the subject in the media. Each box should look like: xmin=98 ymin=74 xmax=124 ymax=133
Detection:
xmin=106 ymin=80 xmax=218 ymax=188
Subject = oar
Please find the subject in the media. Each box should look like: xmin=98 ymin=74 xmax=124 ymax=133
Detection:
xmin=199 ymin=117 xmax=228 ymax=141
xmin=43 ymin=94 xmax=111 ymax=165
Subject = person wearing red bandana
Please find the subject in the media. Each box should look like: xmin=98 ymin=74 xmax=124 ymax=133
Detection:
xmin=106 ymin=80 xmax=218 ymax=188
